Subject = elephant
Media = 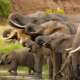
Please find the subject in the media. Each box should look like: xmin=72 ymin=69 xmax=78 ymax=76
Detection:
xmin=9 ymin=12 xmax=76 ymax=35
xmin=35 ymin=32 xmax=74 ymax=80
xmin=2 ymin=28 xmax=31 ymax=44
xmin=24 ymin=19 xmax=78 ymax=39
xmin=5 ymin=20 xmax=69 ymax=43
xmin=22 ymin=39 xmax=52 ymax=79
xmin=56 ymin=25 xmax=80 ymax=80
xmin=24 ymin=20 xmax=72 ymax=38
xmin=9 ymin=11 xmax=49 ymax=29
xmin=3 ymin=29 xmax=13 ymax=38
xmin=0 ymin=47 xmax=36 ymax=76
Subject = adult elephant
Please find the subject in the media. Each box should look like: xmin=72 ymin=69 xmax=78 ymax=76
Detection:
xmin=35 ymin=32 xmax=74 ymax=80
xmin=56 ymin=25 xmax=80 ymax=80
xmin=8 ymin=11 xmax=49 ymax=29
xmin=9 ymin=12 xmax=73 ymax=35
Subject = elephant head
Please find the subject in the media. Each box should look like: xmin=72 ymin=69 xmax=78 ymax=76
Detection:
xmin=0 ymin=52 xmax=17 ymax=65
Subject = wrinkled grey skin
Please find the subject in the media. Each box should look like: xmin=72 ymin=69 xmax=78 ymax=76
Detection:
xmin=72 ymin=26 xmax=80 ymax=78
xmin=24 ymin=20 xmax=70 ymax=36
xmin=59 ymin=26 xmax=80 ymax=80
xmin=0 ymin=48 xmax=35 ymax=76
xmin=24 ymin=20 xmax=78 ymax=40
xmin=23 ymin=39 xmax=52 ymax=79
xmin=35 ymin=32 xmax=74 ymax=80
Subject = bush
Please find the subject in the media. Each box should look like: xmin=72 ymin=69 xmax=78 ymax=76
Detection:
xmin=0 ymin=0 xmax=11 ymax=18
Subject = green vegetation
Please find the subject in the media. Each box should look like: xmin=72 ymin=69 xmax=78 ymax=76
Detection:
xmin=0 ymin=36 xmax=23 ymax=53
xmin=0 ymin=0 xmax=11 ymax=18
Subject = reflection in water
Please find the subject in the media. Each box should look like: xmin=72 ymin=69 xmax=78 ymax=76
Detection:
xmin=0 ymin=76 xmax=43 ymax=80
xmin=0 ymin=65 xmax=48 ymax=80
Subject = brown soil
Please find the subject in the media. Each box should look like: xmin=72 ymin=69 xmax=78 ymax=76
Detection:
xmin=11 ymin=0 xmax=80 ymax=15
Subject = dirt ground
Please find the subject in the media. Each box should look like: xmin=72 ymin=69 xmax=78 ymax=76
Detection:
xmin=11 ymin=0 xmax=80 ymax=15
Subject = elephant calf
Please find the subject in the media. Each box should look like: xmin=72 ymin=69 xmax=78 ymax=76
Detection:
xmin=0 ymin=47 xmax=35 ymax=75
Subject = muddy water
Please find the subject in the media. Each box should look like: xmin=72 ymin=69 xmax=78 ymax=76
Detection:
xmin=0 ymin=72 xmax=48 ymax=80
xmin=0 ymin=76 xmax=42 ymax=80
xmin=0 ymin=76 xmax=44 ymax=80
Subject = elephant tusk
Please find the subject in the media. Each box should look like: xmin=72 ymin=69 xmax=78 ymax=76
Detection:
xmin=55 ymin=46 xmax=80 ymax=78
xmin=65 ymin=48 xmax=72 ymax=52
xmin=9 ymin=19 xmax=25 ymax=29
xmin=69 ymin=46 xmax=80 ymax=54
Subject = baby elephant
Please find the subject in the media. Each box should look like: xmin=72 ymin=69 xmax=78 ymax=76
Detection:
xmin=0 ymin=48 xmax=35 ymax=75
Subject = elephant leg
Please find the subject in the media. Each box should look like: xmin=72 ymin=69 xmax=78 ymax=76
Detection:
xmin=53 ymin=52 xmax=62 ymax=80
xmin=71 ymin=52 xmax=80 ymax=80
xmin=9 ymin=61 xmax=18 ymax=76
xmin=48 ymin=55 xmax=53 ymax=80
xmin=34 ymin=53 xmax=43 ymax=78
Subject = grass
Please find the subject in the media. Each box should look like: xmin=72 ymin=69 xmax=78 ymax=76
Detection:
xmin=0 ymin=24 xmax=23 ymax=53
xmin=0 ymin=36 xmax=23 ymax=53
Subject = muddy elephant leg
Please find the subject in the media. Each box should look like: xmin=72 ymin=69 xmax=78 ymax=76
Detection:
xmin=34 ymin=53 xmax=44 ymax=78
xmin=48 ymin=55 xmax=53 ymax=80
xmin=71 ymin=52 xmax=80 ymax=80
xmin=53 ymin=52 xmax=62 ymax=80
xmin=8 ymin=61 xmax=18 ymax=76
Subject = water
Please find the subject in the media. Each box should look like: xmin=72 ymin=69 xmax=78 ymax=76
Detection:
xmin=0 ymin=71 xmax=48 ymax=80
xmin=0 ymin=65 xmax=48 ymax=80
